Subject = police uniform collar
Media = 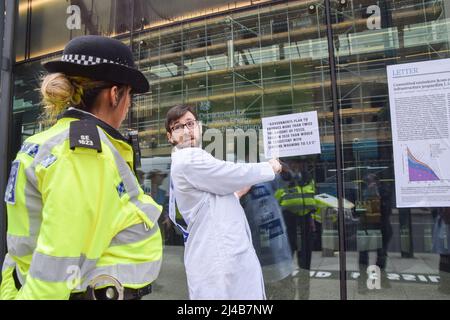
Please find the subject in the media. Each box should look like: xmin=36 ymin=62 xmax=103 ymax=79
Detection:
xmin=58 ymin=107 xmax=130 ymax=145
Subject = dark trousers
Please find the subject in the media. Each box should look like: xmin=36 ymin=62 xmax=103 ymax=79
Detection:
xmin=282 ymin=210 xmax=313 ymax=299
xmin=358 ymin=214 xmax=392 ymax=269
xmin=358 ymin=214 xmax=393 ymax=291
xmin=282 ymin=210 xmax=313 ymax=270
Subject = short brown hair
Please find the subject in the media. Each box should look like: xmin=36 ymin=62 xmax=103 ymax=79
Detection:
xmin=165 ymin=104 xmax=198 ymax=133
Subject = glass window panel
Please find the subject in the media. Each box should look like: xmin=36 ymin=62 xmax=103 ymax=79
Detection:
xmin=332 ymin=0 xmax=450 ymax=300
xmin=28 ymin=0 xmax=132 ymax=59
xmin=7 ymin=0 xmax=373 ymax=300
xmin=130 ymin=1 xmax=339 ymax=300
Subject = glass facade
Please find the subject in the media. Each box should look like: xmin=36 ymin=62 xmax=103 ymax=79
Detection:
xmin=7 ymin=0 xmax=450 ymax=299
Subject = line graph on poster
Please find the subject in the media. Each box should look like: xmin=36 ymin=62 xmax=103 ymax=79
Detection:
xmin=403 ymin=143 xmax=450 ymax=183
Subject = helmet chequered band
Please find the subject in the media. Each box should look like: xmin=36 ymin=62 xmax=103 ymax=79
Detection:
xmin=61 ymin=54 xmax=129 ymax=67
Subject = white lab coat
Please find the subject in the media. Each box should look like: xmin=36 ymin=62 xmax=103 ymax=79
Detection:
xmin=170 ymin=147 xmax=275 ymax=300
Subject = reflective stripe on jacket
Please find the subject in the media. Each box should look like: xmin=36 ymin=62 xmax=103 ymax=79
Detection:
xmin=275 ymin=180 xmax=317 ymax=217
xmin=1 ymin=108 xmax=162 ymax=300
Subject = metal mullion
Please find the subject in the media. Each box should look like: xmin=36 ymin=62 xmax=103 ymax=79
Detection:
xmin=324 ymin=0 xmax=347 ymax=301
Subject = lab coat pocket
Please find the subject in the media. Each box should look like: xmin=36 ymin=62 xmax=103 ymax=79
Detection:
xmin=221 ymin=219 xmax=252 ymax=257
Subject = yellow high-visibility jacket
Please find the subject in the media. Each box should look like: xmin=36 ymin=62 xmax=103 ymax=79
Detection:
xmin=275 ymin=179 xmax=317 ymax=217
xmin=1 ymin=108 xmax=162 ymax=300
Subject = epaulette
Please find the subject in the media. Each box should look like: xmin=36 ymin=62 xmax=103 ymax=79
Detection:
xmin=69 ymin=120 xmax=102 ymax=152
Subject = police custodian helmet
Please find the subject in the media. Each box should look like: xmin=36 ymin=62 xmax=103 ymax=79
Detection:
xmin=43 ymin=35 xmax=149 ymax=93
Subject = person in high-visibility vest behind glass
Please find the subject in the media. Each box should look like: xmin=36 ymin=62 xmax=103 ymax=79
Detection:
xmin=274 ymin=157 xmax=318 ymax=300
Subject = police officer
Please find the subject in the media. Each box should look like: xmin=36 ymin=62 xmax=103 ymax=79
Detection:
xmin=274 ymin=156 xmax=317 ymax=299
xmin=0 ymin=36 xmax=162 ymax=300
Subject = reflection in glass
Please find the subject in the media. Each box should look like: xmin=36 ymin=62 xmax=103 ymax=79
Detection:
xmin=333 ymin=0 xmax=450 ymax=299
xmin=12 ymin=0 xmax=450 ymax=300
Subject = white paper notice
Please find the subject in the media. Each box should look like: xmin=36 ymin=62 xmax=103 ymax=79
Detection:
xmin=262 ymin=111 xmax=321 ymax=159
xmin=387 ymin=59 xmax=450 ymax=208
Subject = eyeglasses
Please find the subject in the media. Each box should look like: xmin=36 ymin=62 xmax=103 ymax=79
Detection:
xmin=170 ymin=120 xmax=198 ymax=133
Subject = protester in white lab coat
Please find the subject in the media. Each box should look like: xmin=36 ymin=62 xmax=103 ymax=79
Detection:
xmin=165 ymin=105 xmax=282 ymax=300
